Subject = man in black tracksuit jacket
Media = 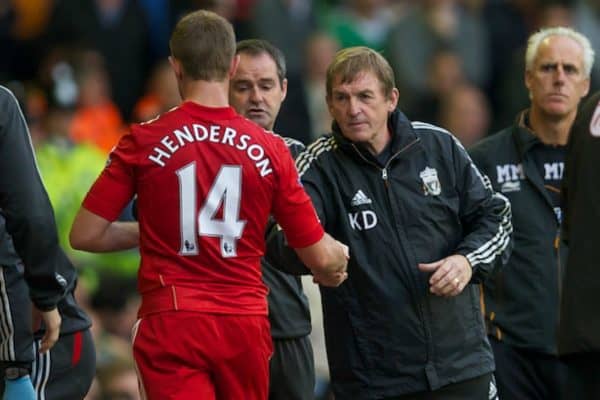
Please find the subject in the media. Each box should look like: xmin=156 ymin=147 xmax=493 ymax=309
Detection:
xmin=558 ymin=90 xmax=600 ymax=399
xmin=469 ymin=26 xmax=593 ymax=400
xmin=0 ymin=85 xmax=95 ymax=399
xmin=469 ymin=113 xmax=569 ymax=399
xmin=269 ymin=47 xmax=512 ymax=399
xmin=230 ymin=40 xmax=316 ymax=400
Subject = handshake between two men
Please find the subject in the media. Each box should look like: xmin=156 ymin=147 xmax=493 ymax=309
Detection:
xmin=293 ymin=232 xmax=350 ymax=288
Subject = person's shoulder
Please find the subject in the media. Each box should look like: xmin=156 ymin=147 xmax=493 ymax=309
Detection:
xmin=135 ymin=104 xmax=182 ymax=128
xmin=0 ymin=85 xmax=19 ymax=111
xmin=269 ymin=132 xmax=305 ymax=157
xmin=410 ymin=120 xmax=462 ymax=150
xmin=295 ymin=134 xmax=336 ymax=176
xmin=580 ymin=91 xmax=600 ymax=121
xmin=469 ymin=127 xmax=513 ymax=156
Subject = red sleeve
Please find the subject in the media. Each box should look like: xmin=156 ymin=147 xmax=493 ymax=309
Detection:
xmin=82 ymin=132 xmax=137 ymax=221
xmin=271 ymin=138 xmax=324 ymax=248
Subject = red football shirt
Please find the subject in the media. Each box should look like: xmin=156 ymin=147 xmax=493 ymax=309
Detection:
xmin=83 ymin=102 xmax=324 ymax=316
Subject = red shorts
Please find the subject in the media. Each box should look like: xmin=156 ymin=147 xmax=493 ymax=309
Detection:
xmin=132 ymin=311 xmax=272 ymax=400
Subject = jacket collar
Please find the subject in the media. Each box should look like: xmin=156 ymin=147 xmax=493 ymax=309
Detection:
xmin=332 ymin=109 xmax=417 ymax=162
xmin=512 ymin=109 xmax=542 ymax=159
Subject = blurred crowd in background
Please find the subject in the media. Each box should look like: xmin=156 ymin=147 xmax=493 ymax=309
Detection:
xmin=1 ymin=0 xmax=598 ymax=399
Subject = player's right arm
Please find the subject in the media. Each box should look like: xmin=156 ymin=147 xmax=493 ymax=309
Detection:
xmin=294 ymin=235 xmax=349 ymax=285
xmin=69 ymin=130 xmax=139 ymax=253
xmin=70 ymin=208 xmax=139 ymax=252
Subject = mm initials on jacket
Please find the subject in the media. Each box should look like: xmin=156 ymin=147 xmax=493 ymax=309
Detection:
xmin=348 ymin=189 xmax=378 ymax=231
xmin=496 ymin=162 xmax=564 ymax=193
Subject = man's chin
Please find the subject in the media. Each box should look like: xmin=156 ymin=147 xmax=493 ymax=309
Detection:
xmin=247 ymin=116 xmax=271 ymax=129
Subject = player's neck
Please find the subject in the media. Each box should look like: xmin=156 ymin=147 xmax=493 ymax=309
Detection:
xmin=181 ymin=79 xmax=230 ymax=108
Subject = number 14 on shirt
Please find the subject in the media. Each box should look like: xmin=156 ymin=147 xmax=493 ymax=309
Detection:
xmin=176 ymin=162 xmax=247 ymax=258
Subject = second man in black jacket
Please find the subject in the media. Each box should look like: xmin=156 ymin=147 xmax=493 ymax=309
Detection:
xmin=270 ymin=46 xmax=512 ymax=400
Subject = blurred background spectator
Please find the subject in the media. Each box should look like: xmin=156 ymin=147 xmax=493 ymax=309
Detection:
xmin=1 ymin=1 xmax=597 ymax=398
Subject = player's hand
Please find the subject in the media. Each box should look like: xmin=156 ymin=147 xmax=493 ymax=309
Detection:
xmin=314 ymin=240 xmax=349 ymax=287
xmin=33 ymin=307 xmax=61 ymax=353
xmin=337 ymin=240 xmax=350 ymax=262
xmin=313 ymin=270 xmax=348 ymax=287
xmin=418 ymin=254 xmax=472 ymax=297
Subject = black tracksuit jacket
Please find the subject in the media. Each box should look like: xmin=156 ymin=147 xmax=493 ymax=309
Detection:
xmin=469 ymin=112 xmax=568 ymax=355
xmin=285 ymin=110 xmax=512 ymax=399
xmin=558 ymin=91 xmax=600 ymax=356
xmin=0 ymin=86 xmax=90 ymax=337
xmin=262 ymin=137 xmax=312 ymax=339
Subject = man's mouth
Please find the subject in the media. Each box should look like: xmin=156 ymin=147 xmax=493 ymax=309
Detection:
xmin=248 ymin=109 xmax=267 ymax=116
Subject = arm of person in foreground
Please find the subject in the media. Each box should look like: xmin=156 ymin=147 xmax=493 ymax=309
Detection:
xmin=70 ymin=207 xmax=139 ymax=252
xmin=0 ymin=87 xmax=65 ymax=338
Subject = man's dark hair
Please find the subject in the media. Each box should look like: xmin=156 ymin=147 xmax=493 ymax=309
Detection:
xmin=235 ymin=39 xmax=287 ymax=86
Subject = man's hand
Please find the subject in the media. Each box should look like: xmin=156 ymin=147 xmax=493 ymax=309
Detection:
xmin=418 ymin=254 xmax=472 ymax=297
xmin=313 ymin=240 xmax=349 ymax=287
xmin=32 ymin=307 xmax=61 ymax=353
xmin=313 ymin=270 xmax=348 ymax=287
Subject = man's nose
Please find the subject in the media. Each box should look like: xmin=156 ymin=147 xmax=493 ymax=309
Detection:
xmin=553 ymin=65 xmax=567 ymax=85
xmin=348 ymin=97 xmax=360 ymax=115
xmin=250 ymin=87 xmax=262 ymax=103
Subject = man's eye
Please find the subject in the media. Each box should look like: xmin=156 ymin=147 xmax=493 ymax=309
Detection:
xmin=564 ymin=65 xmax=578 ymax=75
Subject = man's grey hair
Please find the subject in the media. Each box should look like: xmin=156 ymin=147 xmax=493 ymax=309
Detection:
xmin=525 ymin=26 xmax=595 ymax=77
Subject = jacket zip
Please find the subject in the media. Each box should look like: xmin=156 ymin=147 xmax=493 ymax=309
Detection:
xmin=350 ymin=138 xmax=421 ymax=185
xmin=350 ymin=137 xmax=435 ymax=369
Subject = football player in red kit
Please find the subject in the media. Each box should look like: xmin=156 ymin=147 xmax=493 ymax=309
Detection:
xmin=69 ymin=10 xmax=348 ymax=400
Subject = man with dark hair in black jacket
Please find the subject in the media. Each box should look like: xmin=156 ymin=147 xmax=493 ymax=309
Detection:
xmin=469 ymin=27 xmax=593 ymax=400
xmin=558 ymin=90 xmax=600 ymax=399
xmin=230 ymin=39 xmax=316 ymax=400
xmin=269 ymin=46 xmax=511 ymax=400
xmin=0 ymin=85 xmax=95 ymax=399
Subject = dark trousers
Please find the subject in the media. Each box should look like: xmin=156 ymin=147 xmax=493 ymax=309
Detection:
xmin=32 ymin=329 xmax=96 ymax=400
xmin=490 ymin=336 xmax=566 ymax=400
xmin=386 ymin=373 xmax=495 ymax=400
xmin=0 ymin=263 xmax=35 ymax=367
xmin=561 ymin=353 xmax=600 ymax=400
xmin=0 ymin=329 xmax=95 ymax=400
xmin=270 ymin=335 xmax=315 ymax=400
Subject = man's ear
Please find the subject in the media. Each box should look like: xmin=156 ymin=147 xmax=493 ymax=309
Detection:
xmin=389 ymin=88 xmax=399 ymax=112
xmin=281 ymin=78 xmax=288 ymax=102
xmin=169 ymin=56 xmax=183 ymax=81
xmin=229 ymin=54 xmax=241 ymax=78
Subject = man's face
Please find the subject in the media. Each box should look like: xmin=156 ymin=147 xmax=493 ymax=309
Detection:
xmin=229 ymin=52 xmax=287 ymax=130
xmin=526 ymin=35 xmax=590 ymax=119
xmin=327 ymin=70 xmax=398 ymax=154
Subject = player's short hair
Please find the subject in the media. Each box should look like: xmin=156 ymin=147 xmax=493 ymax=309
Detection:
xmin=326 ymin=46 xmax=396 ymax=99
xmin=169 ymin=10 xmax=236 ymax=81
xmin=235 ymin=39 xmax=287 ymax=86
xmin=525 ymin=26 xmax=595 ymax=77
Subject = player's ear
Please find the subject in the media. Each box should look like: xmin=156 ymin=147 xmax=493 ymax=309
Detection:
xmin=169 ymin=56 xmax=183 ymax=81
